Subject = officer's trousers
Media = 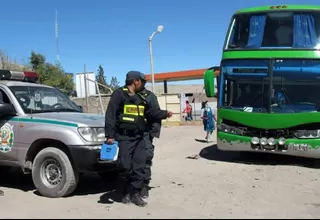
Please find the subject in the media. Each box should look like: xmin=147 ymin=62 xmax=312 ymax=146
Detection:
xmin=117 ymin=137 xmax=146 ymax=193
xmin=143 ymin=134 xmax=155 ymax=186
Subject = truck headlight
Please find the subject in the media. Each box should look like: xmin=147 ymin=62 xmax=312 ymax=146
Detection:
xmin=78 ymin=127 xmax=105 ymax=142
xmin=293 ymin=130 xmax=320 ymax=139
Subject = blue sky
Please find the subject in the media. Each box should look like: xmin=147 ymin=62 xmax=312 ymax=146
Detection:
xmin=1 ymin=0 xmax=320 ymax=85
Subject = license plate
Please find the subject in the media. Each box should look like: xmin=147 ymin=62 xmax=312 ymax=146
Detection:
xmin=288 ymin=143 xmax=308 ymax=152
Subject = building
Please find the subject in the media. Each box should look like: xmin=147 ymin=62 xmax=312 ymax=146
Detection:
xmin=75 ymin=72 xmax=96 ymax=98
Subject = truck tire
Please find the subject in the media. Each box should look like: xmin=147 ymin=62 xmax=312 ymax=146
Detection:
xmin=32 ymin=147 xmax=79 ymax=198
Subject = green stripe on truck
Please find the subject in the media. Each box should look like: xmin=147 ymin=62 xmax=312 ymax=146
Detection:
xmin=10 ymin=117 xmax=78 ymax=127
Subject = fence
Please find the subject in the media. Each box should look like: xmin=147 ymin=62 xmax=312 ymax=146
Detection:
xmin=72 ymin=74 xmax=216 ymax=123
xmin=72 ymin=75 xmax=113 ymax=115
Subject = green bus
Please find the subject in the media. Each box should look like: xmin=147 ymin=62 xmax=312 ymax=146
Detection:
xmin=204 ymin=5 xmax=320 ymax=158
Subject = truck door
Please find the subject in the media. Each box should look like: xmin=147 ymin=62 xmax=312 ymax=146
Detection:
xmin=0 ymin=87 xmax=20 ymax=162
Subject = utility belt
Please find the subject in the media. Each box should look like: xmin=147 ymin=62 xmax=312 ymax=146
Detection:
xmin=118 ymin=128 xmax=143 ymax=136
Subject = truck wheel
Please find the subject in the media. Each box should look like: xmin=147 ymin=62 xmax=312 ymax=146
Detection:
xmin=32 ymin=147 xmax=79 ymax=198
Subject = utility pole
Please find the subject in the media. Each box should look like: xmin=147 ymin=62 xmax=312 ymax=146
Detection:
xmin=84 ymin=64 xmax=89 ymax=113
xmin=55 ymin=9 xmax=60 ymax=63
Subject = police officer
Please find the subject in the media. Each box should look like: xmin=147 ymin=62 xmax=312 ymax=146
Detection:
xmin=138 ymin=88 xmax=162 ymax=199
xmin=105 ymin=71 xmax=171 ymax=207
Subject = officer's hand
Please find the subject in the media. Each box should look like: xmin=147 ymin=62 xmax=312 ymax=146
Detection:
xmin=106 ymin=138 xmax=114 ymax=144
xmin=167 ymin=111 xmax=173 ymax=118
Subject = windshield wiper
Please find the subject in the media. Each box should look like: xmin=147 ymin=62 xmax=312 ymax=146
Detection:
xmin=36 ymin=109 xmax=81 ymax=113
xmin=242 ymin=91 xmax=262 ymax=112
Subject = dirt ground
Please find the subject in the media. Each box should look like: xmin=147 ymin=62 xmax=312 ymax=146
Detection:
xmin=1 ymin=125 xmax=320 ymax=219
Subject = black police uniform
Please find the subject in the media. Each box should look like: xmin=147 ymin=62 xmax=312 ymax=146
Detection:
xmin=139 ymin=89 xmax=162 ymax=198
xmin=104 ymin=71 xmax=168 ymax=206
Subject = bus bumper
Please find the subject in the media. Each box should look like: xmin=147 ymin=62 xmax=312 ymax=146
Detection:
xmin=217 ymin=132 xmax=320 ymax=159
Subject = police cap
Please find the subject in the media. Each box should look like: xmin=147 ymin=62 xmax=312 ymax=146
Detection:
xmin=126 ymin=71 xmax=146 ymax=81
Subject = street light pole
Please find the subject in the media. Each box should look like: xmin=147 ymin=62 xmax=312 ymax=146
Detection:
xmin=149 ymin=25 xmax=164 ymax=93
xmin=149 ymin=35 xmax=155 ymax=93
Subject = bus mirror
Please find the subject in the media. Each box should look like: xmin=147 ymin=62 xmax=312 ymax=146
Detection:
xmin=204 ymin=69 xmax=215 ymax=97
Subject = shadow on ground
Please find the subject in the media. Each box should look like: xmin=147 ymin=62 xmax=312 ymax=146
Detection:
xmin=199 ymin=144 xmax=320 ymax=169
xmin=0 ymin=168 xmax=117 ymax=197
xmin=195 ymin=138 xmax=209 ymax=143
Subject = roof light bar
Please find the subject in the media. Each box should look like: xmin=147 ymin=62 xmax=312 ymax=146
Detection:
xmin=0 ymin=70 xmax=39 ymax=82
xmin=23 ymin=71 xmax=40 ymax=82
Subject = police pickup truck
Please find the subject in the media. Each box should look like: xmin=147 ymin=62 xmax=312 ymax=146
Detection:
xmin=0 ymin=70 xmax=115 ymax=198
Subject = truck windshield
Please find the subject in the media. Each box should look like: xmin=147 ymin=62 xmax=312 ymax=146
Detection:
xmin=271 ymin=73 xmax=320 ymax=113
xmin=222 ymin=76 xmax=269 ymax=112
xmin=226 ymin=11 xmax=320 ymax=49
xmin=9 ymin=86 xmax=82 ymax=114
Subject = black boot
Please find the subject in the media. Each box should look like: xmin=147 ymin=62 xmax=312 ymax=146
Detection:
xmin=140 ymin=185 xmax=149 ymax=199
xmin=121 ymin=193 xmax=131 ymax=204
xmin=121 ymin=185 xmax=131 ymax=204
xmin=119 ymin=176 xmax=130 ymax=204
xmin=131 ymin=191 xmax=147 ymax=207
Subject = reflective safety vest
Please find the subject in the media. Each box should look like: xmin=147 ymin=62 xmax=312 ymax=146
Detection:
xmin=118 ymin=87 xmax=148 ymax=133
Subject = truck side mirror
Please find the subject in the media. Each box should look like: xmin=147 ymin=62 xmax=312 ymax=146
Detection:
xmin=78 ymin=105 xmax=83 ymax=112
xmin=0 ymin=103 xmax=17 ymax=117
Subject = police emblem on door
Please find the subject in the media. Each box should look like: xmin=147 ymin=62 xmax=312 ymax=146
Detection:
xmin=0 ymin=123 xmax=14 ymax=153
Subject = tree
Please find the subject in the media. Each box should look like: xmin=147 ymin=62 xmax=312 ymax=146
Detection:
xmin=0 ymin=50 xmax=10 ymax=69
xmin=109 ymin=76 xmax=120 ymax=91
xmin=0 ymin=50 xmax=29 ymax=71
xmin=95 ymin=65 xmax=109 ymax=94
xmin=30 ymin=51 xmax=45 ymax=70
xmin=28 ymin=52 xmax=74 ymax=95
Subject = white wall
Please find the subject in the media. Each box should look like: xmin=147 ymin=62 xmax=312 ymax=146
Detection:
xmin=75 ymin=72 xmax=97 ymax=98
xmin=189 ymin=101 xmax=217 ymax=120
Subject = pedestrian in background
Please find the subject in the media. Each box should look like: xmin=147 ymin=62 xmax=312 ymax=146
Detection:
xmin=201 ymin=101 xmax=216 ymax=142
xmin=183 ymin=100 xmax=193 ymax=121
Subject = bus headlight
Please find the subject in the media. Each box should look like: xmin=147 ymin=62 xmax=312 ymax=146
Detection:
xmin=267 ymin=138 xmax=276 ymax=146
xmin=278 ymin=137 xmax=286 ymax=145
xmin=218 ymin=124 xmax=245 ymax=135
xmin=260 ymin=137 xmax=267 ymax=145
xmin=251 ymin=137 xmax=259 ymax=145
xmin=293 ymin=130 xmax=320 ymax=139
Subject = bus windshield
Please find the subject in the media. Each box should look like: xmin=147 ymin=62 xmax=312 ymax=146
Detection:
xmin=221 ymin=73 xmax=320 ymax=113
xmin=222 ymin=76 xmax=270 ymax=113
xmin=226 ymin=11 xmax=320 ymax=49
xmin=271 ymin=74 xmax=320 ymax=113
